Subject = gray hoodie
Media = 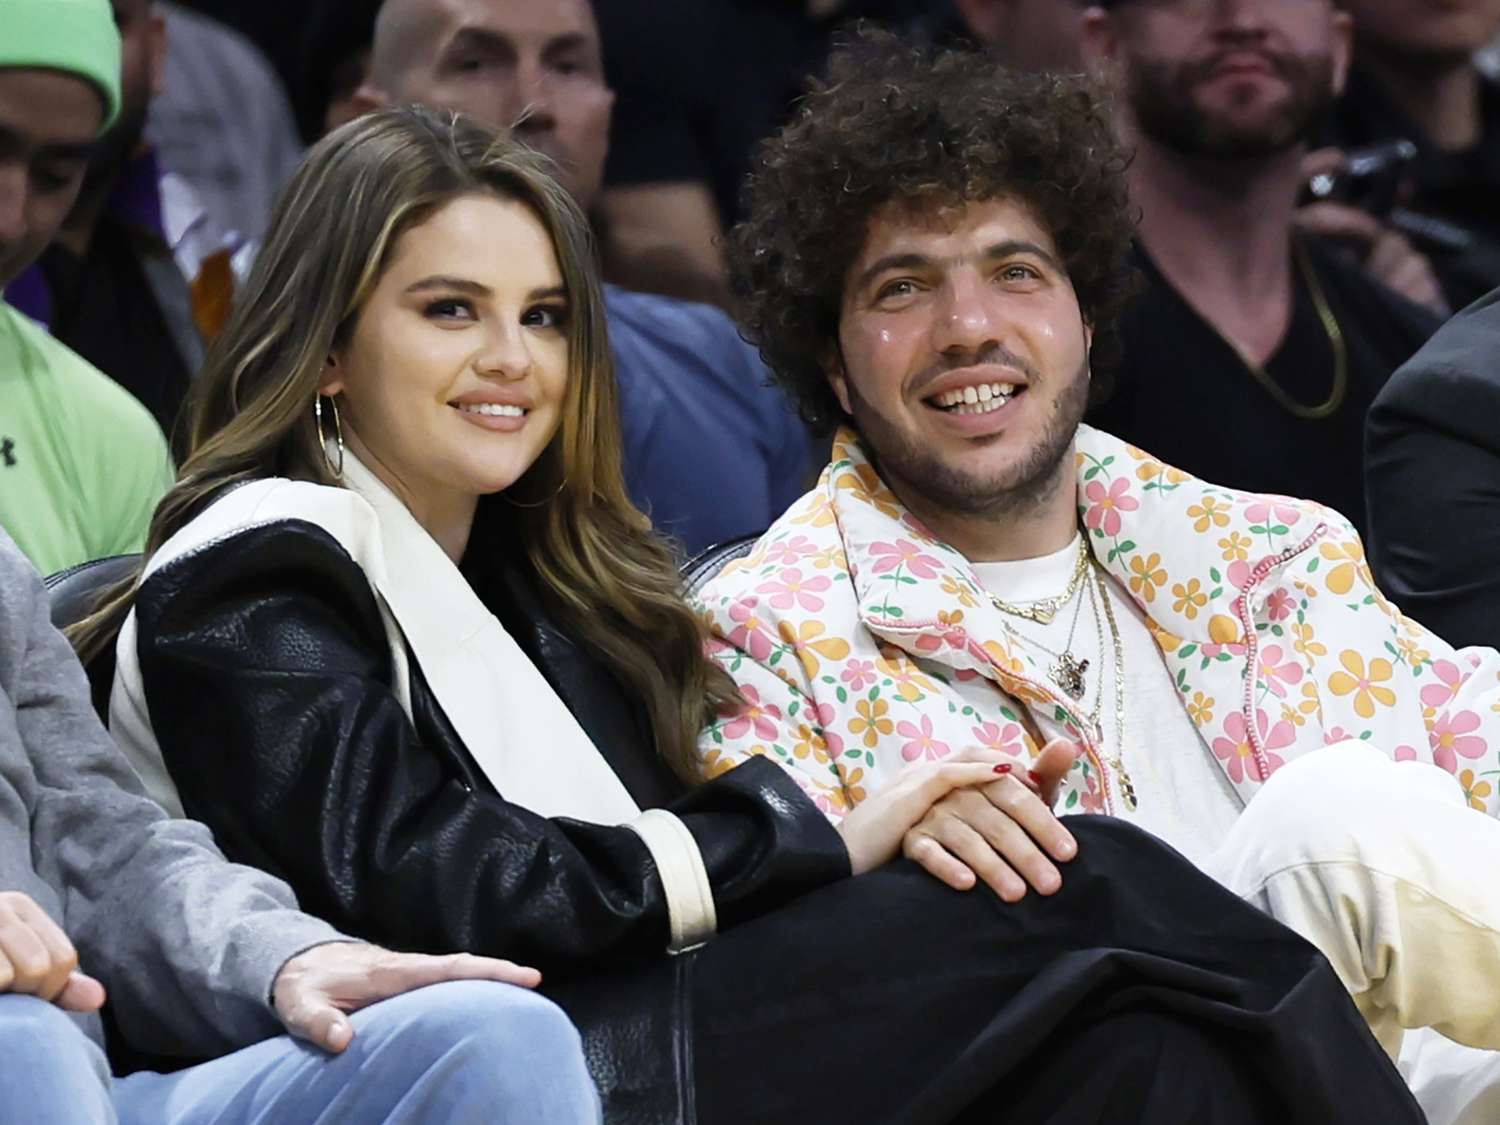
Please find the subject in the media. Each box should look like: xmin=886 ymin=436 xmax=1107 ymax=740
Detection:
xmin=0 ymin=529 xmax=341 ymax=1057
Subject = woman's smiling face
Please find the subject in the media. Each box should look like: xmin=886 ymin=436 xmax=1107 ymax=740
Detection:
xmin=323 ymin=192 xmax=571 ymax=529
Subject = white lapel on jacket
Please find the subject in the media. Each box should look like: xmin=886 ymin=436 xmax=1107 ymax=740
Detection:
xmin=336 ymin=452 xmax=641 ymax=823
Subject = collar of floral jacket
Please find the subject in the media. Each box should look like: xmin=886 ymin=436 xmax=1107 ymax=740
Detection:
xmin=828 ymin=424 xmax=1334 ymax=717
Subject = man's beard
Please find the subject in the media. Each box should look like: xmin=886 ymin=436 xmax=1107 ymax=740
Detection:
xmin=847 ymin=354 xmax=1090 ymax=524
xmin=1126 ymin=48 xmax=1336 ymax=158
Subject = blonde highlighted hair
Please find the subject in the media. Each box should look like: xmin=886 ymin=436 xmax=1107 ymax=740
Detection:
xmin=72 ymin=105 xmax=736 ymax=781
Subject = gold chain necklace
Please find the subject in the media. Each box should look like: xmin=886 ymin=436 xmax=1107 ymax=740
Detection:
xmin=1211 ymin=239 xmax=1348 ymax=422
xmin=1092 ymin=562 xmax=1137 ymax=812
xmin=987 ymin=537 xmax=1090 ymax=624
xmin=1000 ymin=576 xmax=1097 ymax=704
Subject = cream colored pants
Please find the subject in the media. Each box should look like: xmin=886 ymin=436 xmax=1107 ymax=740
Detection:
xmin=1203 ymin=739 xmax=1500 ymax=1056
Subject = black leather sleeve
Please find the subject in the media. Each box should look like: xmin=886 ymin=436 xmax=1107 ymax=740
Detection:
xmin=1366 ymin=289 xmax=1500 ymax=650
xmin=132 ymin=521 xmax=848 ymax=973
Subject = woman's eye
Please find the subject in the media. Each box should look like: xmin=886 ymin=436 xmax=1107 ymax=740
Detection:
xmin=524 ymin=304 xmax=569 ymax=329
xmin=425 ymin=298 xmax=474 ymax=320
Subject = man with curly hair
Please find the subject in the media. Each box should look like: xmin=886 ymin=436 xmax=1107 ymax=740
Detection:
xmin=696 ymin=31 xmax=1500 ymax=1109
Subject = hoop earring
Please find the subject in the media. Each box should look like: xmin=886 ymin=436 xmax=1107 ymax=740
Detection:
xmin=314 ymin=394 xmax=345 ymax=478
xmin=501 ymin=478 xmax=568 ymax=508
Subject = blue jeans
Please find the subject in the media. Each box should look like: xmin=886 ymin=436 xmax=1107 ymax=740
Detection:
xmin=0 ymin=980 xmax=600 ymax=1124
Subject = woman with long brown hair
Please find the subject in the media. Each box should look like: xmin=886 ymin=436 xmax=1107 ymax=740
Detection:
xmin=82 ymin=106 xmax=1425 ymax=1125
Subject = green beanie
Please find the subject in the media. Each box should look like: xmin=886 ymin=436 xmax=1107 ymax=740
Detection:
xmin=0 ymin=0 xmax=122 ymax=130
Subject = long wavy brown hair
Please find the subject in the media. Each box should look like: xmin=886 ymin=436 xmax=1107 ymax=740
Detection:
xmin=72 ymin=105 xmax=736 ymax=781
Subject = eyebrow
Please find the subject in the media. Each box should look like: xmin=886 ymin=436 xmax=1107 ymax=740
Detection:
xmin=440 ymin=26 xmax=514 ymax=62
xmin=0 ymin=124 xmax=95 ymax=162
xmin=854 ymin=239 xmax=1064 ymax=293
xmin=404 ymin=276 xmax=569 ymax=302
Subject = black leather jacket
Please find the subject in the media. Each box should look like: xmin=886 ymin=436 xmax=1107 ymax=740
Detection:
xmin=128 ymin=516 xmax=848 ymax=1118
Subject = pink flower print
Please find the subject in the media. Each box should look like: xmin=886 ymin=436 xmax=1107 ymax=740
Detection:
xmin=1084 ymin=478 xmax=1139 ymax=538
xmin=1212 ymin=710 xmax=1286 ymax=784
xmin=840 ymin=659 xmax=877 ymax=691
xmin=719 ymin=685 xmax=782 ymax=741
xmin=808 ymin=701 xmax=847 ymax=755
xmin=1265 ymin=587 xmax=1295 ymax=621
xmin=1227 ymin=559 xmax=1253 ymax=590
xmin=1393 ymin=745 xmax=1419 ymax=762
xmin=1323 ymin=726 xmax=1359 ymax=746
xmin=1256 ymin=644 xmax=1304 ymax=698
xmin=726 ymin=599 xmax=775 ymax=661
xmin=763 ymin=534 xmax=818 ymax=567
xmin=755 ymin=568 xmax=832 ymax=612
xmin=897 ymin=714 xmax=952 ymax=762
xmin=1245 ymin=500 xmax=1302 ymax=527
xmin=1429 ymin=709 xmax=1487 ymax=774
xmin=1255 ymin=709 xmax=1294 ymax=778
xmin=868 ymin=539 xmax=941 ymax=580
xmin=1420 ymin=660 xmax=1464 ymax=710
xmin=971 ymin=721 xmax=1027 ymax=758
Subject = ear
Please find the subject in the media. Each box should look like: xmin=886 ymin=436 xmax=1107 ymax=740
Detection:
xmin=953 ymin=0 xmax=1010 ymax=46
xmin=319 ymin=353 xmax=345 ymax=398
xmin=349 ymin=80 xmax=390 ymax=120
xmin=1329 ymin=8 xmax=1354 ymax=97
xmin=147 ymin=8 xmax=169 ymax=98
xmin=825 ymin=348 xmax=853 ymax=417
xmin=1078 ymin=7 xmax=1120 ymax=75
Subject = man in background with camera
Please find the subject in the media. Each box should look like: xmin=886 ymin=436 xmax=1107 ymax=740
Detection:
xmin=1081 ymin=0 xmax=1440 ymax=535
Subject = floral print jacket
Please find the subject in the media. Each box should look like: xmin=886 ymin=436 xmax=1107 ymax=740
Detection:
xmin=694 ymin=426 xmax=1500 ymax=820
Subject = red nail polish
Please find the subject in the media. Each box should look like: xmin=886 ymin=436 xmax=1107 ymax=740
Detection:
xmin=1026 ymin=769 xmax=1043 ymax=785
xmin=993 ymin=763 xmax=1013 ymax=774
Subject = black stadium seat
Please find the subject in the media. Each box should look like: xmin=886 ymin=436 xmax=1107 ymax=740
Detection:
xmin=45 ymin=553 xmax=140 ymax=632
xmin=680 ymin=533 xmax=760 ymax=598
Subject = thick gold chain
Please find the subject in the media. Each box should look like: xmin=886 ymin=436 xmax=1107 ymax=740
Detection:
xmin=1212 ymin=239 xmax=1348 ymax=422
xmin=987 ymin=537 xmax=1091 ymax=624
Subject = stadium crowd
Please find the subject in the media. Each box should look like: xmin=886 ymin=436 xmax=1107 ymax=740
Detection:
xmin=4 ymin=0 xmax=1500 ymax=1122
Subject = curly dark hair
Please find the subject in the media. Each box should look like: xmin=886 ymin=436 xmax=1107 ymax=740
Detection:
xmin=729 ymin=29 xmax=1137 ymax=434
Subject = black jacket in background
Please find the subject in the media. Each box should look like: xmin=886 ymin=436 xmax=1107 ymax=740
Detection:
xmin=1367 ymin=287 xmax=1500 ymax=649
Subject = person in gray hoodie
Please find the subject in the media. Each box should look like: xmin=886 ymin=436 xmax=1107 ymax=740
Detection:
xmin=0 ymin=520 xmax=600 ymax=1122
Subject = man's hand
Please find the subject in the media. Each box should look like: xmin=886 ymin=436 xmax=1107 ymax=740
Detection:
xmin=1298 ymin=148 xmax=1449 ymax=317
xmin=0 ymin=892 xmax=106 ymax=1011
xmin=272 ymin=944 xmax=543 ymax=1054
xmin=902 ymin=738 xmax=1080 ymax=901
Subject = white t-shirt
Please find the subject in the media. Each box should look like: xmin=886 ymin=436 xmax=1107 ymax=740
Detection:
xmin=972 ymin=537 xmax=1243 ymax=865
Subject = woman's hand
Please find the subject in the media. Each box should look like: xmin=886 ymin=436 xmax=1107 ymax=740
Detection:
xmin=902 ymin=739 xmax=1080 ymax=902
xmin=837 ymin=759 xmax=1017 ymax=878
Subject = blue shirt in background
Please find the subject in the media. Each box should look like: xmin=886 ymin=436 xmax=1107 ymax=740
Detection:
xmin=605 ymin=285 xmax=822 ymax=556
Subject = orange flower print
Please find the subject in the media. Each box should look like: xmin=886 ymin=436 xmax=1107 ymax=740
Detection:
xmin=941 ymin=574 xmax=980 ymax=608
xmin=1396 ymin=631 xmax=1431 ymax=670
xmin=835 ymin=463 xmax=904 ymax=520
xmin=1186 ymin=691 xmax=1215 ymax=725
xmin=1218 ymin=532 xmax=1252 ymax=562
xmin=1460 ymin=769 xmax=1492 ymax=812
xmin=1128 ymin=552 xmax=1168 ymax=603
xmin=776 ymin=619 xmax=851 ymax=679
xmin=1319 ymin=541 xmax=1368 ymax=596
xmin=790 ymin=723 xmax=833 ymax=764
xmin=1291 ymin=622 xmax=1326 ymax=659
xmin=1172 ymin=578 xmax=1209 ymax=619
xmin=1187 ymin=497 xmax=1230 ymax=532
xmin=1328 ymin=651 xmax=1397 ymax=718
xmin=849 ymin=697 xmax=894 ymax=748
xmin=700 ymin=748 xmax=737 ymax=779
xmin=835 ymin=763 xmax=869 ymax=806
xmin=875 ymin=652 xmax=938 ymax=701
xmin=1134 ymin=459 xmax=1190 ymax=486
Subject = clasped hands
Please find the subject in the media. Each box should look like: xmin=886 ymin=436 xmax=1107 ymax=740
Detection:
xmin=0 ymin=890 xmax=539 ymax=1054
xmin=838 ymin=738 xmax=1081 ymax=901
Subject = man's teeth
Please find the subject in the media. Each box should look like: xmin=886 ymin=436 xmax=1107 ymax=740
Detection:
xmin=457 ymin=402 xmax=525 ymax=417
xmin=932 ymin=382 xmax=1016 ymax=414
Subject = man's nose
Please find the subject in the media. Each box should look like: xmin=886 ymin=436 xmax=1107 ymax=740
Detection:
xmin=510 ymin=63 xmax=558 ymax=138
xmin=934 ymin=272 xmax=1002 ymax=355
xmin=0 ymin=165 xmax=28 ymax=248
